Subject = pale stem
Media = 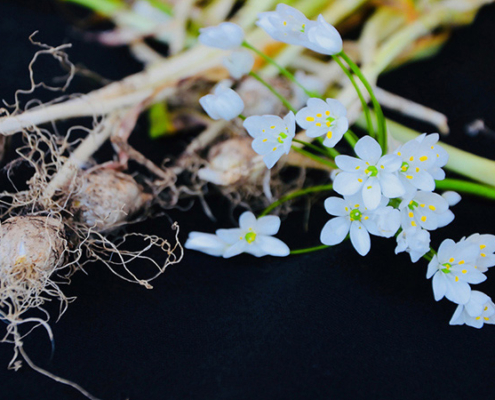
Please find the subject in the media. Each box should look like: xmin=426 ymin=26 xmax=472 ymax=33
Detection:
xmin=374 ymin=87 xmax=449 ymax=134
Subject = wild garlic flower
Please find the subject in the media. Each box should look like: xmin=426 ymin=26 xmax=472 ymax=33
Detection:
xmin=305 ymin=14 xmax=343 ymax=55
xmin=320 ymin=193 xmax=400 ymax=256
xmin=442 ymin=191 xmax=462 ymax=206
xmin=399 ymin=191 xmax=453 ymax=231
xmin=256 ymin=5 xmax=342 ymax=55
xmin=462 ymin=233 xmax=495 ymax=273
xmin=222 ymin=50 xmax=254 ymax=79
xmin=395 ymin=227 xmax=431 ymax=263
xmin=427 ymin=238 xmax=487 ymax=304
xmin=198 ymin=22 xmax=245 ymax=50
xmin=243 ymin=112 xmax=296 ymax=169
xmin=199 ymin=84 xmax=244 ymax=121
xmin=295 ymin=98 xmax=348 ymax=148
xmin=394 ymin=133 xmax=448 ymax=195
xmin=450 ymin=291 xmax=495 ymax=328
xmin=333 ymin=136 xmax=405 ymax=210
xmin=256 ymin=4 xmax=311 ymax=47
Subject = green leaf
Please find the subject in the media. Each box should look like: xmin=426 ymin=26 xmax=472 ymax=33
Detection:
xmin=63 ymin=0 xmax=124 ymax=16
xmin=148 ymin=102 xmax=173 ymax=139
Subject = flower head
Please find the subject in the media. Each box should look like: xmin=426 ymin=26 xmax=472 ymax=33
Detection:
xmin=295 ymin=97 xmax=348 ymax=148
xmin=222 ymin=50 xmax=254 ymax=79
xmin=199 ymin=83 xmax=244 ymax=121
xmin=399 ymin=191 xmax=453 ymax=231
xmin=305 ymin=14 xmax=343 ymax=55
xmin=463 ymin=233 xmax=495 ymax=273
xmin=320 ymin=193 xmax=400 ymax=256
xmin=243 ymin=111 xmax=296 ymax=169
xmin=427 ymin=238 xmax=487 ymax=304
xmin=395 ymin=227 xmax=431 ymax=263
xmin=450 ymin=291 xmax=495 ymax=329
xmin=198 ymin=22 xmax=245 ymax=50
xmin=333 ymin=136 xmax=405 ymax=209
xmin=394 ymin=133 xmax=448 ymax=195
xmin=256 ymin=4 xmax=310 ymax=47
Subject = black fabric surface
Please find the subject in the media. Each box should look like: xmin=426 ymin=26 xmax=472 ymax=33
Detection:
xmin=1 ymin=2 xmax=495 ymax=400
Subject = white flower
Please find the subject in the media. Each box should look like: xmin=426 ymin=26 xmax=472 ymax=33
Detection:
xmin=256 ymin=4 xmax=311 ymax=47
xmin=185 ymin=232 xmax=230 ymax=256
xmin=305 ymin=14 xmax=343 ymax=55
xmin=395 ymin=227 xmax=431 ymax=263
xmin=426 ymin=239 xmax=486 ymax=304
xmin=295 ymin=97 xmax=348 ymax=148
xmin=399 ymin=191 xmax=453 ymax=231
xmin=450 ymin=291 xmax=495 ymax=328
xmin=371 ymin=206 xmax=401 ymax=238
xmin=320 ymin=193 xmax=397 ymax=256
xmin=394 ymin=133 xmax=448 ymax=195
xmin=333 ymin=136 xmax=405 ymax=209
xmin=463 ymin=233 xmax=495 ymax=273
xmin=199 ymin=22 xmax=245 ymax=50
xmin=442 ymin=191 xmax=461 ymax=206
xmin=199 ymin=84 xmax=244 ymax=121
xmin=222 ymin=50 xmax=254 ymax=79
xmin=216 ymin=212 xmax=290 ymax=258
xmin=243 ymin=111 xmax=296 ymax=169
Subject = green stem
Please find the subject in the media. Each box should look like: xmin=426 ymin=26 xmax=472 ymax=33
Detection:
xmin=238 ymin=114 xmax=247 ymax=121
xmin=339 ymin=51 xmax=387 ymax=153
xmin=422 ymin=248 xmax=437 ymax=262
xmin=260 ymin=183 xmax=334 ymax=217
xmin=435 ymin=179 xmax=495 ymax=201
xmin=293 ymin=138 xmax=339 ymax=158
xmin=290 ymin=244 xmax=330 ymax=255
xmin=243 ymin=41 xmax=315 ymax=98
xmin=316 ymin=137 xmax=340 ymax=159
xmin=344 ymin=129 xmax=359 ymax=149
xmin=249 ymin=72 xmax=296 ymax=114
xmin=331 ymin=55 xmax=374 ymax=140
xmin=291 ymin=146 xmax=337 ymax=170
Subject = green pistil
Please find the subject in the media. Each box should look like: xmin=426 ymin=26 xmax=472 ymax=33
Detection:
xmin=350 ymin=209 xmax=362 ymax=221
xmin=277 ymin=132 xmax=287 ymax=143
xmin=441 ymin=262 xmax=452 ymax=274
xmin=367 ymin=165 xmax=378 ymax=177
xmin=245 ymin=232 xmax=257 ymax=244
xmin=300 ymin=24 xmax=305 ymax=33
xmin=401 ymin=161 xmax=409 ymax=172
xmin=408 ymin=200 xmax=419 ymax=211
xmin=326 ymin=116 xmax=335 ymax=124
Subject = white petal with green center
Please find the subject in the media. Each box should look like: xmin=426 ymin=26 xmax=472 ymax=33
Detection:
xmin=335 ymin=155 xmax=365 ymax=172
xmin=354 ymin=136 xmax=382 ymax=164
xmin=324 ymin=197 xmax=348 ymax=217
xmin=361 ymin=176 xmax=381 ymax=210
xmin=333 ymin=171 xmax=364 ymax=196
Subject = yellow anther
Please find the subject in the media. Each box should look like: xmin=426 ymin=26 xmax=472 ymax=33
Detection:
xmin=367 ymin=186 xmax=372 ymax=190
xmin=462 ymin=269 xmax=467 ymax=274
xmin=406 ymin=175 xmax=413 ymax=179
xmin=380 ymin=165 xmax=384 ymax=169
xmin=455 ymin=276 xmax=459 ymax=282
xmin=409 ymin=156 xmax=414 ymax=161
xmin=421 ymin=216 xmax=427 ymax=222
xmin=283 ymin=21 xmax=287 ymax=25
xmin=272 ymin=147 xmax=277 ymax=151
xmin=449 ymin=258 xmax=455 ymax=263
xmin=316 ymin=113 xmax=322 ymax=118
xmin=458 ymin=260 xmax=465 ymax=265
xmin=270 ymin=125 xmax=275 ymax=129
xmin=306 ymin=116 xmax=315 ymax=122
xmin=481 ymin=253 xmax=486 ymax=257
xmin=355 ymin=166 xmax=360 ymax=170
xmin=408 ymin=212 xmax=414 ymax=218
xmin=263 ymin=139 xmax=267 ymax=142
xmin=358 ymin=178 xmax=363 ymax=183
xmin=315 ymin=122 xmax=321 ymax=127
xmin=326 ymin=121 xmax=331 ymax=127
xmin=484 ymin=306 xmax=488 ymax=311
xmin=411 ymin=221 xmax=417 ymax=227
xmin=420 ymin=204 xmax=425 ymax=208
xmin=420 ymin=156 xmax=428 ymax=162
xmin=476 ymin=316 xmax=481 ymax=320
xmin=354 ymin=204 xmax=360 ymax=208
xmin=397 ymin=152 xmax=402 ymax=156
xmin=429 ymin=205 xmax=436 ymax=211
xmin=326 ymin=131 xmax=332 ymax=139
xmin=484 ymin=317 xmax=490 ymax=321
xmin=416 ymin=167 xmax=420 ymax=173
xmin=480 ymin=244 xmax=486 ymax=249
xmin=325 ymin=111 xmax=330 ymax=116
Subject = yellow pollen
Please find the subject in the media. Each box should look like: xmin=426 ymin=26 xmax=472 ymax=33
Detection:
xmin=406 ymin=175 xmax=413 ymax=179
xmin=411 ymin=221 xmax=417 ymax=227
xmin=306 ymin=116 xmax=315 ymax=122
xmin=270 ymin=125 xmax=275 ymax=129
xmin=416 ymin=167 xmax=420 ymax=173
xmin=262 ymin=129 xmax=265 ymax=132
xmin=358 ymin=178 xmax=363 ymax=183
xmin=397 ymin=152 xmax=402 ymax=156
xmin=326 ymin=131 xmax=332 ymax=139
xmin=367 ymin=186 xmax=372 ymax=190
xmin=455 ymin=276 xmax=459 ymax=282
xmin=481 ymin=253 xmax=486 ymax=257
xmin=476 ymin=316 xmax=481 ymax=320
xmin=484 ymin=317 xmax=490 ymax=321
xmin=431 ymin=146 xmax=434 ymax=149
xmin=461 ymin=269 xmax=467 ymax=274
xmin=380 ymin=165 xmax=384 ymax=169
xmin=272 ymin=147 xmax=277 ymax=151
xmin=316 ymin=113 xmax=322 ymax=118
xmin=458 ymin=260 xmax=465 ymax=265
xmin=449 ymin=258 xmax=455 ymax=263
xmin=484 ymin=306 xmax=488 ymax=311
xmin=283 ymin=21 xmax=287 ymax=25
xmin=355 ymin=204 xmax=360 ymax=208
xmin=409 ymin=156 xmax=414 ymax=161
xmin=408 ymin=212 xmax=414 ymax=218
xmin=421 ymin=216 xmax=427 ymax=222
xmin=420 ymin=204 xmax=425 ymax=208
xmin=326 ymin=121 xmax=331 ymax=127
xmin=436 ymin=153 xmax=439 ymax=158
xmin=325 ymin=111 xmax=330 ymax=116
xmin=263 ymin=139 xmax=267 ymax=142
xmin=420 ymin=156 xmax=428 ymax=162
xmin=355 ymin=166 xmax=360 ymax=170
xmin=429 ymin=205 xmax=436 ymax=211
xmin=316 ymin=122 xmax=322 ymax=127
xmin=364 ymin=216 xmax=369 ymax=220
xmin=480 ymin=244 xmax=486 ymax=249
xmin=345 ymin=207 xmax=348 ymax=211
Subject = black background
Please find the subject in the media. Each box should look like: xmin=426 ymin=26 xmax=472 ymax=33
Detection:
xmin=1 ymin=1 xmax=495 ymax=399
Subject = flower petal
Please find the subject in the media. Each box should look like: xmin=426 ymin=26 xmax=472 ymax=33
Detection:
xmin=350 ymin=221 xmax=371 ymax=256
xmin=257 ymin=235 xmax=290 ymax=256
xmin=320 ymin=217 xmax=350 ymax=245
xmin=239 ymin=211 xmax=257 ymax=230
xmin=223 ymin=240 xmax=247 ymax=258
xmin=354 ymin=136 xmax=382 ymax=164
xmin=324 ymin=197 xmax=348 ymax=217
xmin=255 ymin=215 xmax=281 ymax=235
